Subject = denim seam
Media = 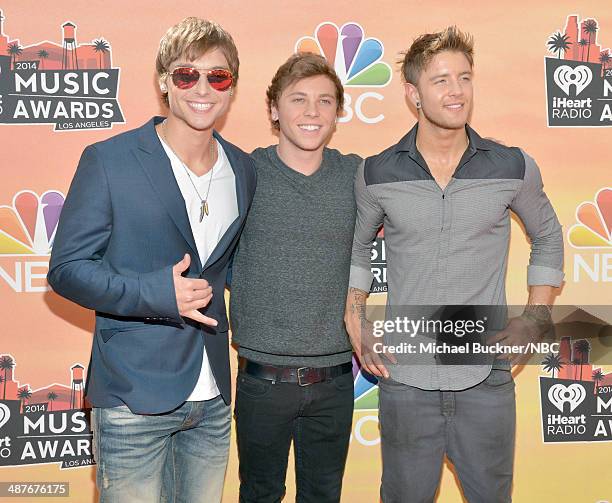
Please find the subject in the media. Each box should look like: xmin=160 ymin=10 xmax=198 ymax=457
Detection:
xmin=171 ymin=435 xmax=177 ymax=503
xmin=96 ymin=409 xmax=108 ymax=496
xmin=91 ymin=408 xmax=98 ymax=463
xmin=442 ymin=392 xmax=453 ymax=458
xmin=294 ymin=417 xmax=303 ymax=502
xmin=298 ymin=384 xmax=313 ymax=416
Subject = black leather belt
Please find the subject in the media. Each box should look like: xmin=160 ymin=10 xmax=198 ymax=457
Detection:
xmin=238 ymin=357 xmax=352 ymax=386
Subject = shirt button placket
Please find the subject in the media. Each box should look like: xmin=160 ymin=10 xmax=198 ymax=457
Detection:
xmin=438 ymin=188 xmax=452 ymax=297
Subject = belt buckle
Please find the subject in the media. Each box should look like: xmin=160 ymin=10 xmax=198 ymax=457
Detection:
xmin=297 ymin=367 xmax=312 ymax=386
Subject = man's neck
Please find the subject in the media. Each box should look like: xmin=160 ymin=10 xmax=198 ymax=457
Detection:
xmin=276 ymin=140 xmax=324 ymax=176
xmin=415 ymin=120 xmax=469 ymax=190
xmin=160 ymin=117 xmax=215 ymax=176
xmin=415 ymin=120 xmax=468 ymax=162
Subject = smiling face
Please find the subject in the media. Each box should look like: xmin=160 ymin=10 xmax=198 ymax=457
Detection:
xmin=162 ymin=47 xmax=233 ymax=132
xmin=406 ymin=50 xmax=473 ymax=131
xmin=271 ymin=74 xmax=338 ymax=155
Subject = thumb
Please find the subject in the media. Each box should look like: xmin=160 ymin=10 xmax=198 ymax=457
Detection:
xmin=173 ymin=253 xmax=191 ymax=274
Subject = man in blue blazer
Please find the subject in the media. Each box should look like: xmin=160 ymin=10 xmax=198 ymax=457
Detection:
xmin=48 ymin=17 xmax=255 ymax=503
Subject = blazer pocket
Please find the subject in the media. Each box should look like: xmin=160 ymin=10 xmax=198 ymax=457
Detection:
xmin=99 ymin=324 xmax=147 ymax=343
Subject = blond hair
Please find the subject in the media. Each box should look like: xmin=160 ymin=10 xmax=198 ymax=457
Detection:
xmin=401 ymin=26 xmax=474 ymax=85
xmin=156 ymin=17 xmax=239 ymax=104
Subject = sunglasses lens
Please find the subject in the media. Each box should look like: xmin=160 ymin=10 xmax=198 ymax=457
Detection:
xmin=171 ymin=68 xmax=199 ymax=89
xmin=207 ymin=70 xmax=233 ymax=91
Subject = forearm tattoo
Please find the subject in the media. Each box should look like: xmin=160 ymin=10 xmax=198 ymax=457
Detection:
xmin=349 ymin=287 xmax=368 ymax=329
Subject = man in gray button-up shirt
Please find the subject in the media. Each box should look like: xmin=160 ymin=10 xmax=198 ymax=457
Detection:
xmin=344 ymin=27 xmax=564 ymax=502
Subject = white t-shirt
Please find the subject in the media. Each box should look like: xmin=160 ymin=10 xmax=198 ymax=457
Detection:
xmin=159 ymin=135 xmax=238 ymax=401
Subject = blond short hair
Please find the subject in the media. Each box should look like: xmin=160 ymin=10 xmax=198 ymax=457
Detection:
xmin=156 ymin=17 xmax=239 ymax=104
xmin=400 ymin=26 xmax=474 ymax=85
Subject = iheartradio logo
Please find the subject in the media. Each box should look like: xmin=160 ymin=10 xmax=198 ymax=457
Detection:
xmin=548 ymin=383 xmax=586 ymax=413
xmin=553 ymin=65 xmax=593 ymax=96
xmin=0 ymin=403 xmax=10 ymax=430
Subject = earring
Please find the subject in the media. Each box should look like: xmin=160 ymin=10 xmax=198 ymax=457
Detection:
xmin=416 ymin=101 xmax=421 ymax=109
xmin=160 ymin=85 xmax=167 ymax=93
xmin=229 ymin=88 xmax=234 ymax=97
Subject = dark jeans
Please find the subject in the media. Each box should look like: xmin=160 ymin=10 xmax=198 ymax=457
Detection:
xmin=234 ymin=368 xmax=354 ymax=503
xmin=379 ymin=369 xmax=516 ymax=503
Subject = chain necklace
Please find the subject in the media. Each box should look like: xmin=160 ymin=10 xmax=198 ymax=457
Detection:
xmin=160 ymin=121 xmax=216 ymax=222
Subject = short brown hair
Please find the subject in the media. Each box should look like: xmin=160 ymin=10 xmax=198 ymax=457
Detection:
xmin=156 ymin=17 xmax=239 ymax=105
xmin=266 ymin=53 xmax=344 ymax=130
xmin=400 ymin=26 xmax=474 ymax=85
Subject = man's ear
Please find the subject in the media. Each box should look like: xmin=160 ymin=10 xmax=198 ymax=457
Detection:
xmin=404 ymin=82 xmax=420 ymax=109
xmin=159 ymin=75 xmax=168 ymax=93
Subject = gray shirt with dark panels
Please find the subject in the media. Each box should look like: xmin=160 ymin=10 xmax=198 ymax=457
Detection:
xmin=349 ymin=124 xmax=564 ymax=390
xmin=230 ymin=145 xmax=361 ymax=367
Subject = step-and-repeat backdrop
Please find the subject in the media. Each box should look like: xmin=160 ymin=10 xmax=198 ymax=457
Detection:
xmin=0 ymin=1 xmax=610 ymax=501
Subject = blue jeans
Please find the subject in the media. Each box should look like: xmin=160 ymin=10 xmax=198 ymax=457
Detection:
xmin=91 ymin=395 xmax=230 ymax=503
xmin=379 ymin=369 xmax=516 ymax=503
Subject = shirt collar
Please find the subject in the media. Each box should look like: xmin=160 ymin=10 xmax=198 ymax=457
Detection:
xmin=395 ymin=123 xmax=492 ymax=156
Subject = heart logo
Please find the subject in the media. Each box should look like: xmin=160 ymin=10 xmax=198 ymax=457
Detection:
xmin=548 ymin=383 xmax=586 ymax=413
xmin=0 ymin=403 xmax=10 ymax=429
xmin=553 ymin=65 xmax=592 ymax=96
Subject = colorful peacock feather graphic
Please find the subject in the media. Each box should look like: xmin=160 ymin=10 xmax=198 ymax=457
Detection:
xmin=295 ymin=22 xmax=392 ymax=87
xmin=0 ymin=190 xmax=65 ymax=255
xmin=352 ymin=356 xmax=379 ymax=409
xmin=568 ymin=187 xmax=612 ymax=248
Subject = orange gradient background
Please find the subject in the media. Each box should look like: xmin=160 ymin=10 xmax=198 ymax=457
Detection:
xmin=0 ymin=1 xmax=610 ymax=501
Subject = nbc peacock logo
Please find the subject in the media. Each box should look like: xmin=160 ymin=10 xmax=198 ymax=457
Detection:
xmin=353 ymin=362 xmax=379 ymax=410
xmin=0 ymin=190 xmax=64 ymax=256
xmin=351 ymin=357 xmax=381 ymax=446
xmin=295 ymin=22 xmax=391 ymax=124
xmin=568 ymin=187 xmax=612 ymax=249
xmin=296 ymin=22 xmax=392 ymax=87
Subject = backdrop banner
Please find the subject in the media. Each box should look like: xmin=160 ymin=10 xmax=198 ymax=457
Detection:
xmin=0 ymin=2 xmax=610 ymax=501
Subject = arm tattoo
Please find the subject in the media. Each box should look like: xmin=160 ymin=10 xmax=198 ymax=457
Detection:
xmin=349 ymin=287 xmax=368 ymax=328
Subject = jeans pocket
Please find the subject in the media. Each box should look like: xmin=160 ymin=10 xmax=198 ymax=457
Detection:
xmin=236 ymin=372 xmax=272 ymax=398
xmin=482 ymin=369 xmax=514 ymax=388
xmin=332 ymin=371 xmax=355 ymax=391
xmin=377 ymin=377 xmax=403 ymax=392
xmin=102 ymin=404 xmax=133 ymax=420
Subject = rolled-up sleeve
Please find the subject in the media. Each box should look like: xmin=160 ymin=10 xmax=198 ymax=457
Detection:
xmin=349 ymin=159 xmax=385 ymax=292
xmin=511 ymin=150 xmax=564 ymax=287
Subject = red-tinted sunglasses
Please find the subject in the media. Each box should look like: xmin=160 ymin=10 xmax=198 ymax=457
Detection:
xmin=169 ymin=67 xmax=234 ymax=92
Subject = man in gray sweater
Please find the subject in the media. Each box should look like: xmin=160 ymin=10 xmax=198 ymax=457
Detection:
xmin=230 ymin=53 xmax=360 ymax=502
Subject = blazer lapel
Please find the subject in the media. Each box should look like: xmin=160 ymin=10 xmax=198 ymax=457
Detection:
xmin=201 ymin=131 xmax=249 ymax=270
xmin=135 ymin=117 xmax=200 ymax=264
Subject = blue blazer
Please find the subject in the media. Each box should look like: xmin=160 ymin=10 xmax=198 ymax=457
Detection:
xmin=48 ymin=117 xmax=256 ymax=414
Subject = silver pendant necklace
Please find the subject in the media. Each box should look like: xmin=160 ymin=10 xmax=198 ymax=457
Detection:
xmin=160 ymin=121 xmax=216 ymax=222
